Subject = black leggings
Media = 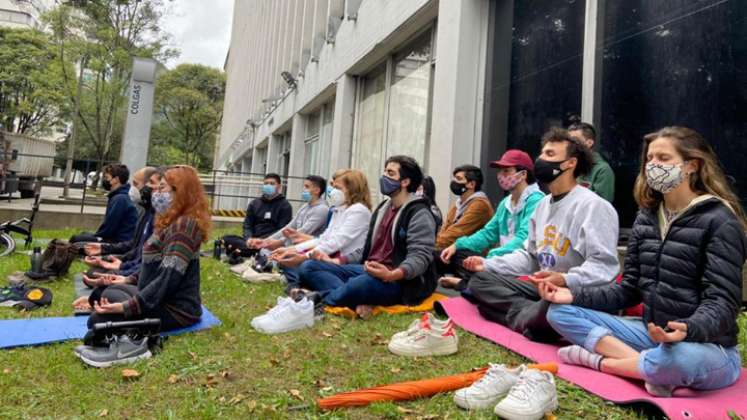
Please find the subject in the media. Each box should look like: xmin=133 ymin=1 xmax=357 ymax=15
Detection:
xmin=87 ymin=284 xmax=182 ymax=331
xmin=221 ymin=235 xmax=258 ymax=258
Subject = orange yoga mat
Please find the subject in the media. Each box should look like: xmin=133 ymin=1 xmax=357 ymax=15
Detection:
xmin=323 ymin=293 xmax=448 ymax=319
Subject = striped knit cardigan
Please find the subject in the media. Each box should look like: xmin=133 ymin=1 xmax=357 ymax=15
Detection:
xmin=122 ymin=216 xmax=204 ymax=326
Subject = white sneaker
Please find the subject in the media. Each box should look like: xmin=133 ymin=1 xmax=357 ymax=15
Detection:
xmin=230 ymin=260 xmax=253 ymax=274
xmin=388 ymin=325 xmax=458 ymax=357
xmin=250 ymin=296 xmax=293 ymax=329
xmin=253 ymin=298 xmax=314 ymax=334
xmin=454 ymin=364 xmax=526 ymax=410
xmin=494 ymin=369 xmax=558 ymax=420
xmin=391 ymin=313 xmax=452 ymax=341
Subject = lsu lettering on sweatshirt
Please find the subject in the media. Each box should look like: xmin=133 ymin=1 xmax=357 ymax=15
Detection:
xmin=485 ymin=185 xmax=620 ymax=290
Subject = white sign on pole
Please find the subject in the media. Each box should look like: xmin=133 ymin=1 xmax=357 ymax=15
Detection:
xmin=120 ymin=57 xmax=157 ymax=172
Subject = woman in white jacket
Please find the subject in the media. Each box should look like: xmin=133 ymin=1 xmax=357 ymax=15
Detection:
xmin=272 ymin=169 xmax=372 ymax=293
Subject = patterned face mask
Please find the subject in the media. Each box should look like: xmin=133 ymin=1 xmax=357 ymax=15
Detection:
xmin=498 ymin=171 xmax=525 ymax=191
xmin=645 ymin=162 xmax=687 ymax=194
xmin=152 ymin=191 xmax=173 ymax=214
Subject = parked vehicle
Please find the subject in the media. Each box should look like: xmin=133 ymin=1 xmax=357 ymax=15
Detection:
xmin=0 ymin=131 xmax=55 ymax=198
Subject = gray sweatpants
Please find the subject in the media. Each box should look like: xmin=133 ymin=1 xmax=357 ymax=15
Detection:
xmin=468 ymin=271 xmax=560 ymax=343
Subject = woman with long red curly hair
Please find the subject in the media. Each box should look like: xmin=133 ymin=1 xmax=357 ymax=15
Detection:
xmin=76 ymin=165 xmax=211 ymax=366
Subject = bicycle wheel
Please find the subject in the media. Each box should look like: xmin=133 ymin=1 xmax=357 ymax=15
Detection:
xmin=0 ymin=232 xmax=15 ymax=257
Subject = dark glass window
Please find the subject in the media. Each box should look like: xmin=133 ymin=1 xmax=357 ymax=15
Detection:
xmin=506 ymin=0 xmax=586 ymax=158
xmin=600 ymin=0 xmax=747 ymax=226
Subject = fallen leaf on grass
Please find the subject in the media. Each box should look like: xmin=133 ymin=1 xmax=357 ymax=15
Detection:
xmin=188 ymin=351 xmax=198 ymax=361
xmin=218 ymin=396 xmax=226 ymax=403
xmin=289 ymin=389 xmax=304 ymax=401
xmin=98 ymin=409 xmax=108 ymax=417
xmin=205 ymin=374 xmax=219 ymax=387
xmin=321 ymin=331 xmax=334 ymax=338
xmin=167 ymin=374 xmax=178 ymax=384
xmin=121 ymin=369 xmax=140 ymax=380
xmin=269 ymin=358 xmax=280 ymax=366
xmin=220 ymin=370 xmax=231 ymax=380
xmin=397 ymin=406 xmax=417 ymax=414
xmin=390 ymin=367 xmax=401 ymax=373
xmin=2 ymin=368 xmax=10 ymax=374
xmin=320 ymin=386 xmax=334 ymax=393
xmin=313 ymin=378 xmax=327 ymax=388
xmin=247 ymin=400 xmax=257 ymax=411
xmin=371 ymin=333 xmax=388 ymax=345
xmin=228 ymin=394 xmax=246 ymax=405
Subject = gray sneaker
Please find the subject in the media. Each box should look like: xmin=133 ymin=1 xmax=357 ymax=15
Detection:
xmin=76 ymin=335 xmax=152 ymax=368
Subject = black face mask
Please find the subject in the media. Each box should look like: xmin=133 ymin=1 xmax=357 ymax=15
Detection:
xmin=449 ymin=181 xmax=468 ymax=196
xmin=534 ymin=158 xmax=568 ymax=185
xmin=140 ymin=185 xmax=153 ymax=208
xmin=102 ymin=179 xmax=112 ymax=191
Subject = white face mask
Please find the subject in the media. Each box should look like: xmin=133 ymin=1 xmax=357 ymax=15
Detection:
xmin=328 ymin=187 xmax=345 ymax=207
xmin=645 ymin=162 xmax=688 ymax=194
xmin=128 ymin=185 xmax=141 ymax=204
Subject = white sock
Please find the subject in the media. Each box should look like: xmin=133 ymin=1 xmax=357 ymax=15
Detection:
xmin=558 ymin=345 xmax=603 ymax=371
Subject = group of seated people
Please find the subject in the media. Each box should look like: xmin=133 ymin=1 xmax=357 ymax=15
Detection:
xmin=67 ymin=121 xmax=746 ymax=397
xmin=226 ymin=122 xmax=746 ymax=396
xmin=70 ymin=164 xmax=211 ymax=337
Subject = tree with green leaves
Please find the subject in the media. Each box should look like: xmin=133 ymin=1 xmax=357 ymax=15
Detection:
xmin=45 ymin=0 xmax=176 ymax=181
xmin=0 ymin=27 xmax=69 ymax=136
xmin=151 ymin=64 xmax=225 ymax=171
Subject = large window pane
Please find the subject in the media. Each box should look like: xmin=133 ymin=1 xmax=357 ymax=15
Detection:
xmin=506 ymin=0 xmax=586 ymax=157
xmin=355 ymin=64 xmax=387 ymax=195
xmin=600 ymin=0 xmax=747 ymax=226
xmin=386 ymin=31 xmax=432 ymax=165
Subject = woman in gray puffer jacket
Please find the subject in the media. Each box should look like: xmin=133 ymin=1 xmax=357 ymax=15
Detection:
xmin=540 ymin=126 xmax=747 ymax=397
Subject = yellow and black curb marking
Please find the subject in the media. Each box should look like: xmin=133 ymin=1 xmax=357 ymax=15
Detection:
xmin=211 ymin=209 xmax=247 ymax=218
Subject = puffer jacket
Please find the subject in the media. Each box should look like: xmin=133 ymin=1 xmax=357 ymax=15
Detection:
xmin=573 ymin=197 xmax=746 ymax=347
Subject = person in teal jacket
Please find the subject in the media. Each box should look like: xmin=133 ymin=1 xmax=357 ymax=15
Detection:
xmin=439 ymin=150 xmax=544 ymax=290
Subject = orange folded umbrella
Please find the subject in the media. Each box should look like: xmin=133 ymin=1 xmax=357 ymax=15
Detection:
xmin=317 ymin=362 xmax=558 ymax=410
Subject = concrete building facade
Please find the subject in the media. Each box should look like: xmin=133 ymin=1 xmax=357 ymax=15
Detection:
xmin=217 ymin=0 xmax=747 ymax=226
xmin=0 ymin=0 xmax=53 ymax=29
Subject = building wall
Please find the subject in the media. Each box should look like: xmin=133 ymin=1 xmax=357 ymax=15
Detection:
xmin=0 ymin=0 xmax=53 ymax=29
xmin=217 ymin=0 xmax=491 ymax=212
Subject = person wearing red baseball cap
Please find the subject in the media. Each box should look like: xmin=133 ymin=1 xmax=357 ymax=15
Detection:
xmin=457 ymin=127 xmax=620 ymax=343
xmin=438 ymin=150 xmax=544 ymax=290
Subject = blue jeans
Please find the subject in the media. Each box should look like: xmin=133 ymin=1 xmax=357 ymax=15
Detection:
xmin=299 ymin=260 xmax=403 ymax=308
xmin=547 ymin=304 xmax=741 ymax=390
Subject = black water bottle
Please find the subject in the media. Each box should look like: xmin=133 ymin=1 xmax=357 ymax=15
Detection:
xmin=213 ymin=240 xmax=222 ymax=259
xmin=30 ymin=247 xmax=43 ymax=273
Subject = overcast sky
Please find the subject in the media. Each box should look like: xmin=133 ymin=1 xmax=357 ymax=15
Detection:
xmin=161 ymin=0 xmax=234 ymax=70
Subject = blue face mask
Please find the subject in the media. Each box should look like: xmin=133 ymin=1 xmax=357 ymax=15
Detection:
xmin=379 ymin=175 xmax=401 ymax=196
xmin=262 ymin=184 xmax=276 ymax=196
xmin=152 ymin=191 xmax=172 ymax=214
xmin=301 ymin=190 xmax=312 ymax=202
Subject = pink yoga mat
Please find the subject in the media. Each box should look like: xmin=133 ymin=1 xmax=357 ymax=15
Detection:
xmin=440 ymin=297 xmax=747 ymax=420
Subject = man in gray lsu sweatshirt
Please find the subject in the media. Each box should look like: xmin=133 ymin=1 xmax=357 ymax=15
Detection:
xmin=458 ymin=127 xmax=620 ymax=342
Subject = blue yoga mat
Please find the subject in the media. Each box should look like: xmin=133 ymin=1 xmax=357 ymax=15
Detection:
xmin=0 ymin=306 xmax=221 ymax=349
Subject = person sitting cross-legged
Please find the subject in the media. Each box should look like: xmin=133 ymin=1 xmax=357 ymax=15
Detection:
xmin=268 ymin=169 xmax=372 ymax=292
xmin=72 ymin=167 xmax=161 ymax=310
xmin=74 ymin=165 xmax=211 ymax=367
xmin=439 ymin=150 xmax=543 ymax=290
xmin=221 ymin=173 xmax=292 ymax=262
xmin=70 ymin=163 xmax=138 ymax=245
xmin=246 ymin=175 xmax=330 ymax=253
xmin=542 ymin=126 xmax=747 ymax=397
xmin=296 ymin=155 xmax=437 ymax=319
xmin=462 ymin=128 xmax=620 ymax=343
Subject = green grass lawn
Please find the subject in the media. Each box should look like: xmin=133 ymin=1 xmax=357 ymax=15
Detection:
xmin=0 ymin=229 xmax=744 ymax=419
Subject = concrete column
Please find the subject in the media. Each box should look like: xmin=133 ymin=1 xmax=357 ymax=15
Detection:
xmin=266 ymin=134 xmax=280 ymax=173
xmin=427 ymin=0 xmax=490 ymax=211
xmin=329 ymin=74 xmax=356 ymax=177
xmin=287 ymin=114 xmax=308 ymax=199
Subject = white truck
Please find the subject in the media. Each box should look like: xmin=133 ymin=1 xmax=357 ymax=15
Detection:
xmin=0 ymin=131 xmax=55 ymax=198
